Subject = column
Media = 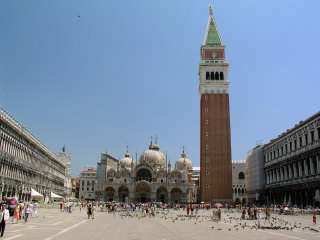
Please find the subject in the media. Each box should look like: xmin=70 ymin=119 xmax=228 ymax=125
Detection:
xmin=310 ymin=157 xmax=315 ymax=175
xmin=288 ymin=192 xmax=292 ymax=206
xmin=273 ymin=170 xmax=276 ymax=182
xmin=168 ymin=190 xmax=171 ymax=203
xmin=284 ymin=166 xmax=287 ymax=180
xmin=0 ymin=181 xmax=3 ymax=200
xmin=288 ymin=165 xmax=292 ymax=179
xmin=304 ymin=159 xmax=308 ymax=176
xmin=114 ymin=191 xmax=119 ymax=202
xmin=150 ymin=191 xmax=156 ymax=202
xmin=317 ymin=155 xmax=320 ymax=174
xmin=128 ymin=191 xmax=135 ymax=203
xmin=298 ymin=161 xmax=302 ymax=177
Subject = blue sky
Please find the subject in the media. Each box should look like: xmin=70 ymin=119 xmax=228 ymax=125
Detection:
xmin=1 ymin=0 xmax=319 ymax=177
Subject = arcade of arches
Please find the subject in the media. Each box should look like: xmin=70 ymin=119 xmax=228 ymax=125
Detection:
xmin=102 ymin=183 xmax=194 ymax=203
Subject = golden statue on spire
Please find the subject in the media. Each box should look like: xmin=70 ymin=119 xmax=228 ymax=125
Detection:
xmin=209 ymin=4 xmax=212 ymax=11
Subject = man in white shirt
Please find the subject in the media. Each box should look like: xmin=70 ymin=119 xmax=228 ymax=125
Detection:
xmin=33 ymin=202 xmax=38 ymax=218
xmin=0 ymin=205 xmax=10 ymax=237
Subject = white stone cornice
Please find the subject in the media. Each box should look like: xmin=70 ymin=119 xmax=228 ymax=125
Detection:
xmin=199 ymin=81 xmax=230 ymax=95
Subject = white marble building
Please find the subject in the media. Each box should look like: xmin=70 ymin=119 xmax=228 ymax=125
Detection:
xmin=232 ymin=161 xmax=247 ymax=204
xmin=79 ymin=169 xmax=97 ymax=201
xmin=96 ymin=140 xmax=198 ymax=203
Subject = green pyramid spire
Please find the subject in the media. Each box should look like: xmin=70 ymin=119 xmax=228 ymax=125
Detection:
xmin=206 ymin=18 xmax=222 ymax=45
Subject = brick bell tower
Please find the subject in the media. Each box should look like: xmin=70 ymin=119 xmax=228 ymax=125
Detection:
xmin=199 ymin=5 xmax=232 ymax=203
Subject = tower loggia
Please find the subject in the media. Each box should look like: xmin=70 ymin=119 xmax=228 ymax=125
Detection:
xmin=199 ymin=5 xmax=232 ymax=203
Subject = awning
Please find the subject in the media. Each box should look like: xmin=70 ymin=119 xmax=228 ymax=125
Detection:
xmin=31 ymin=188 xmax=44 ymax=200
xmin=51 ymin=192 xmax=63 ymax=199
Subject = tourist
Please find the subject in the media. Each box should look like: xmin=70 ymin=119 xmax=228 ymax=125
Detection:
xmin=267 ymin=207 xmax=271 ymax=220
xmin=92 ymin=203 xmax=96 ymax=219
xmin=13 ymin=203 xmax=20 ymax=223
xmin=0 ymin=205 xmax=9 ymax=238
xmin=313 ymin=212 xmax=316 ymax=226
xmin=79 ymin=203 xmax=82 ymax=213
xmin=195 ymin=205 xmax=199 ymax=218
xmin=24 ymin=204 xmax=32 ymax=223
xmin=241 ymin=208 xmax=246 ymax=219
xmin=69 ymin=202 xmax=73 ymax=213
xmin=217 ymin=208 xmax=221 ymax=221
xmin=257 ymin=210 xmax=262 ymax=228
xmin=33 ymin=201 xmax=38 ymax=218
xmin=125 ymin=203 xmax=130 ymax=216
xmin=253 ymin=207 xmax=257 ymax=219
xmin=151 ymin=205 xmax=155 ymax=217
xmin=60 ymin=202 xmax=63 ymax=212
xmin=191 ymin=205 xmax=194 ymax=216
xmin=29 ymin=202 xmax=33 ymax=217
xmin=87 ymin=203 xmax=92 ymax=219
xmin=66 ymin=202 xmax=70 ymax=213
xmin=19 ymin=202 xmax=24 ymax=220
xmin=186 ymin=205 xmax=190 ymax=216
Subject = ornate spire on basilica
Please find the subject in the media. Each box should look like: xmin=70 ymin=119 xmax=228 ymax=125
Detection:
xmin=149 ymin=136 xmax=153 ymax=150
xmin=153 ymin=134 xmax=160 ymax=150
xmin=125 ymin=144 xmax=130 ymax=157
xmin=181 ymin=146 xmax=186 ymax=158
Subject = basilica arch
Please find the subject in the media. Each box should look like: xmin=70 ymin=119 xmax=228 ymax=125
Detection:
xmin=156 ymin=186 xmax=167 ymax=203
xmin=135 ymin=182 xmax=150 ymax=203
xmin=170 ymin=188 xmax=183 ymax=203
xmin=118 ymin=185 xmax=129 ymax=202
xmin=104 ymin=186 xmax=115 ymax=202
xmin=136 ymin=168 xmax=153 ymax=182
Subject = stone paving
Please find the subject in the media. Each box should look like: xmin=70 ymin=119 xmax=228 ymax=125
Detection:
xmin=3 ymin=207 xmax=320 ymax=240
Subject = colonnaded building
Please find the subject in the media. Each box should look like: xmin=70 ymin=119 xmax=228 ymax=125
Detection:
xmin=0 ymin=107 xmax=72 ymax=201
xmin=263 ymin=112 xmax=320 ymax=206
xmin=246 ymin=111 xmax=320 ymax=207
xmin=95 ymin=139 xmax=198 ymax=203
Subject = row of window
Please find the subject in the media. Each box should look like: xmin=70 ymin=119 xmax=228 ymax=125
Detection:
xmin=233 ymin=188 xmax=246 ymax=194
xmin=233 ymin=184 xmax=246 ymax=188
xmin=0 ymin=163 xmax=64 ymax=187
xmin=206 ymin=72 xmax=224 ymax=80
xmin=0 ymin=133 xmax=64 ymax=175
xmin=81 ymin=187 xmax=95 ymax=191
xmin=266 ymin=157 xmax=318 ymax=184
xmin=81 ymin=180 xmax=95 ymax=186
xmin=265 ymin=128 xmax=320 ymax=162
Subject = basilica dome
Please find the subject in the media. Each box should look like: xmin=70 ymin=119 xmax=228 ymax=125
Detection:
xmin=175 ymin=150 xmax=192 ymax=170
xmin=139 ymin=140 xmax=165 ymax=168
xmin=120 ymin=152 xmax=135 ymax=168
xmin=139 ymin=150 xmax=165 ymax=168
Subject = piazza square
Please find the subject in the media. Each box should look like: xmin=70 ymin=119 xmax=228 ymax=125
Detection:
xmin=2 ymin=206 xmax=320 ymax=240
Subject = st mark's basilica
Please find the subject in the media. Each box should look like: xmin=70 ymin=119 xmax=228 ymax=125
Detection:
xmin=95 ymin=138 xmax=198 ymax=203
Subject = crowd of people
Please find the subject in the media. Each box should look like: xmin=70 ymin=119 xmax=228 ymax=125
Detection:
xmin=0 ymin=199 xmax=39 ymax=238
xmin=0 ymin=199 xmax=319 ymax=237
